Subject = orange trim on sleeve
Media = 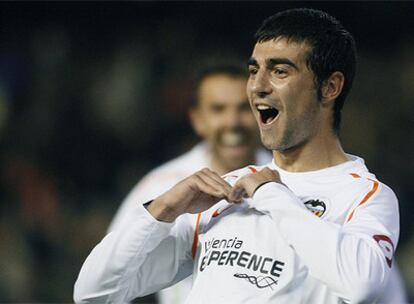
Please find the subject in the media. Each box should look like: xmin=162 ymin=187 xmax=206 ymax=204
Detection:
xmin=350 ymin=173 xmax=361 ymax=178
xmin=191 ymin=213 xmax=202 ymax=259
xmin=347 ymin=177 xmax=379 ymax=222
xmin=212 ymin=205 xmax=234 ymax=218
xmin=248 ymin=166 xmax=257 ymax=173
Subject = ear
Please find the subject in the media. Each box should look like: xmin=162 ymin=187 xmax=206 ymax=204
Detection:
xmin=320 ymin=71 xmax=345 ymax=105
xmin=189 ymin=107 xmax=206 ymax=137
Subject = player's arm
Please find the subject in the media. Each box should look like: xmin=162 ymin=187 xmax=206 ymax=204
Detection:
xmin=146 ymin=168 xmax=232 ymax=222
xmin=74 ymin=168 xmax=231 ymax=303
xmin=229 ymin=168 xmax=399 ymax=303
xmin=107 ymin=172 xmax=178 ymax=233
xmin=106 ymin=177 xmax=154 ymax=233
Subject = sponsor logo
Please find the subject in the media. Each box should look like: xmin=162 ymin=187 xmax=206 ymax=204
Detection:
xmin=304 ymin=199 xmax=327 ymax=217
xmin=234 ymin=273 xmax=278 ymax=290
xmin=199 ymin=237 xmax=285 ymax=290
xmin=373 ymin=235 xmax=394 ymax=267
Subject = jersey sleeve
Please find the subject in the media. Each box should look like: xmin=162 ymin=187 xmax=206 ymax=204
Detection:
xmin=107 ymin=172 xmax=179 ymax=233
xmin=249 ymin=181 xmax=399 ymax=303
xmin=73 ymin=204 xmax=195 ymax=303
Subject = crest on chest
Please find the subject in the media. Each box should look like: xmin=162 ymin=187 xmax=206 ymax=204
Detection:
xmin=301 ymin=197 xmax=329 ymax=218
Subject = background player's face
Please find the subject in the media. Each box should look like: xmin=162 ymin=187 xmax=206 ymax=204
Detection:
xmin=191 ymin=74 xmax=259 ymax=172
xmin=247 ymin=38 xmax=323 ymax=152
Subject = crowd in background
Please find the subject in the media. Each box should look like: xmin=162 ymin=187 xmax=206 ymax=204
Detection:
xmin=0 ymin=2 xmax=413 ymax=302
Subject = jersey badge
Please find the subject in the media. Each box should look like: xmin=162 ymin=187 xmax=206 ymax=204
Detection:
xmin=373 ymin=235 xmax=394 ymax=268
xmin=303 ymin=199 xmax=327 ymax=218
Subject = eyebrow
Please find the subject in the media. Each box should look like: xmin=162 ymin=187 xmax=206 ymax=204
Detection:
xmin=247 ymin=58 xmax=258 ymax=66
xmin=248 ymin=57 xmax=299 ymax=71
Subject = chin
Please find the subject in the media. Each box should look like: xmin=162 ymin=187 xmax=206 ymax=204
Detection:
xmin=261 ymin=135 xmax=277 ymax=151
xmin=260 ymin=130 xmax=295 ymax=152
xmin=262 ymin=140 xmax=288 ymax=152
xmin=222 ymin=155 xmax=250 ymax=170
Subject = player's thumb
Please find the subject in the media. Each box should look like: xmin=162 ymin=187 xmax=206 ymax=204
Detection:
xmin=228 ymin=182 xmax=246 ymax=203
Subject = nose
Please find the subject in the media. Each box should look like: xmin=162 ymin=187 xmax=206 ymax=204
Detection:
xmin=249 ymin=70 xmax=272 ymax=98
xmin=225 ymin=108 xmax=242 ymax=129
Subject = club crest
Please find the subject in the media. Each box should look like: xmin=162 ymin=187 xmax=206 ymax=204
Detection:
xmin=303 ymin=199 xmax=327 ymax=217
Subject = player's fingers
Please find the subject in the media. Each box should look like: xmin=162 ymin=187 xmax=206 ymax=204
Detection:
xmin=193 ymin=175 xmax=228 ymax=198
xmin=202 ymin=168 xmax=232 ymax=189
xmin=228 ymin=181 xmax=247 ymax=203
xmin=260 ymin=168 xmax=280 ymax=181
xmin=235 ymin=188 xmax=248 ymax=201
xmin=198 ymin=169 xmax=232 ymax=194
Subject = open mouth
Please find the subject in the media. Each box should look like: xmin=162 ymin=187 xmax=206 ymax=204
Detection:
xmin=257 ymin=104 xmax=279 ymax=124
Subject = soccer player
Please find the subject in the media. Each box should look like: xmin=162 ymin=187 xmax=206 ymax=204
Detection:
xmin=74 ymin=8 xmax=402 ymax=303
xmin=107 ymin=62 xmax=271 ymax=304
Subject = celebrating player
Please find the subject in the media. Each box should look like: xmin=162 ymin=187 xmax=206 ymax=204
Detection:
xmin=107 ymin=62 xmax=271 ymax=304
xmin=74 ymin=8 xmax=402 ymax=303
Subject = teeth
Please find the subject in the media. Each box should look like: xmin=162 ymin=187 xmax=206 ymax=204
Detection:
xmin=256 ymin=104 xmax=279 ymax=124
xmin=222 ymin=133 xmax=244 ymax=146
xmin=257 ymin=104 xmax=273 ymax=110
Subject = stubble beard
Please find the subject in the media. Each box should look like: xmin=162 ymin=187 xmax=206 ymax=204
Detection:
xmin=260 ymin=126 xmax=296 ymax=152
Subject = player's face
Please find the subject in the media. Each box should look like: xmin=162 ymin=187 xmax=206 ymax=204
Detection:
xmin=247 ymin=38 xmax=322 ymax=152
xmin=191 ymin=74 xmax=259 ymax=172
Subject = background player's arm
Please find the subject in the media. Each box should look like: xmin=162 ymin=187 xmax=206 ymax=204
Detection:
xmin=231 ymin=169 xmax=399 ymax=303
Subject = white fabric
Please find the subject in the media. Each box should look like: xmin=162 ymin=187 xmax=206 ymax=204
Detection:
xmin=107 ymin=142 xmax=272 ymax=304
xmin=74 ymin=153 xmax=403 ymax=304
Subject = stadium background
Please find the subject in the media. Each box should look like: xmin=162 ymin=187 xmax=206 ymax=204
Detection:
xmin=0 ymin=1 xmax=413 ymax=302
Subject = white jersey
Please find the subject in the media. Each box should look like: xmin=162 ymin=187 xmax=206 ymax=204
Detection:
xmin=74 ymin=155 xmax=402 ymax=304
xmin=107 ymin=142 xmax=272 ymax=304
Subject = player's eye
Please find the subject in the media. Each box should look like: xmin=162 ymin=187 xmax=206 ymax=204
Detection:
xmin=273 ymin=68 xmax=288 ymax=77
xmin=210 ymin=104 xmax=225 ymax=113
xmin=248 ymin=66 xmax=258 ymax=75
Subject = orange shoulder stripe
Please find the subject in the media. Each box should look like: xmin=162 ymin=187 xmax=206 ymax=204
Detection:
xmin=191 ymin=213 xmax=202 ymax=259
xmin=347 ymin=174 xmax=379 ymax=222
xmin=248 ymin=166 xmax=257 ymax=173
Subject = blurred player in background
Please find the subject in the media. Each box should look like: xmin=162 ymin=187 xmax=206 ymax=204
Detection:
xmin=107 ymin=62 xmax=271 ymax=304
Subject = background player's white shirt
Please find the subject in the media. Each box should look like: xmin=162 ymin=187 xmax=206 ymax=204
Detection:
xmin=107 ymin=142 xmax=272 ymax=304
xmin=74 ymin=154 xmax=401 ymax=304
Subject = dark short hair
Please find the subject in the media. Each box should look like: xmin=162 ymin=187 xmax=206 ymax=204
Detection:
xmin=191 ymin=62 xmax=247 ymax=108
xmin=255 ymin=8 xmax=357 ymax=132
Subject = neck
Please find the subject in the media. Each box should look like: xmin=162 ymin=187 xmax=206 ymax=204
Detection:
xmin=210 ymin=158 xmax=228 ymax=176
xmin=210 ymin=154 xmax=256 ymax=176
xmin=273 ymin=132 xmax=348 ymax=172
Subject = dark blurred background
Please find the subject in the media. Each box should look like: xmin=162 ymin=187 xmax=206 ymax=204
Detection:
xmin=0 ymin=1 xmax=413 ymax=302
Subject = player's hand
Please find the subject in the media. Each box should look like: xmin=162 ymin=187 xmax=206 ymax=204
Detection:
xmin=147 ymin=168 xmax=232 ymax=222
xmin=228 ymin=168 xmax=282 ymax=203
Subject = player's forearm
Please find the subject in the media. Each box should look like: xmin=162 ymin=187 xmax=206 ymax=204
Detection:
xmin=74 ymin=205 xmax=174 ymax=303
xmin=251 ymin=183 xmax=390 ymax=303
xmin=147 ymin=195 xmax=182 ymax=222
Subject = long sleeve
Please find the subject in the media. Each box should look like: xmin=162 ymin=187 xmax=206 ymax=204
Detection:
xmin=107 ymin=174 xmax=180 ymax=234
xmin=74 ymin=204 xmax=194 ymax=303
xmin=249 ymin=182 xmax=399 ymax=303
